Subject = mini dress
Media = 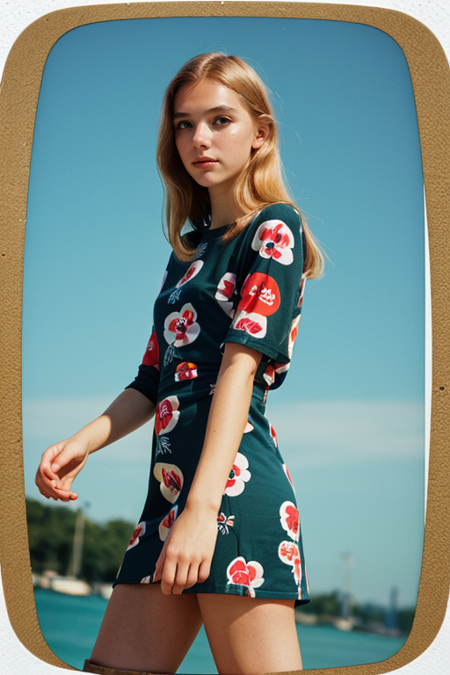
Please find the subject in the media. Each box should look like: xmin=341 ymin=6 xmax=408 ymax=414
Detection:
xmin=113 ymin=202 xmax=310 ymax=606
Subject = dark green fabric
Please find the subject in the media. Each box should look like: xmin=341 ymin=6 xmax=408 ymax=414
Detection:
xmin=117 ymin=203 xmax=310 ymax=606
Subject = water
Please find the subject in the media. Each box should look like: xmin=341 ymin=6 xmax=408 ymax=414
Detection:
xmin=34 ymin=589 xmax=407 ymax=672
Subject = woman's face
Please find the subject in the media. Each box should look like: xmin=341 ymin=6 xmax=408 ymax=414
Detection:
xmin=173 ymin=78 xmax=266 ymax=195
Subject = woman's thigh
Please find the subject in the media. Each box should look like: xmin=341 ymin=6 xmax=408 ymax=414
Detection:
xmin=90 ymin=583 xmax=203 ymax=673
xmin=197 ymin=593 xmax=302 ymax=675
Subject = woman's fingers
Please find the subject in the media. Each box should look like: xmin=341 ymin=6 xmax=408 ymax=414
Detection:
xmin=160 ymin=556 xmax=178 ymax=595
xmin=35 ymin=469 xmax=77 ymax=500
xmin=36 ymin=439 xmax=87 ymax=501
xmin=197 ymin=559 xmax=211 ymax=585
xmin=160 ymin=555 xmax=204 ymax=594
xmin=39 ymin=445 xmax=65 ymax=481
xmin=184 ymin=564 xmax=201 ymax=590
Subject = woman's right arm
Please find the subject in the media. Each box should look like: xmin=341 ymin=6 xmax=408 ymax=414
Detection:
xmin=35 ymin=388 xmax=156 ymax=502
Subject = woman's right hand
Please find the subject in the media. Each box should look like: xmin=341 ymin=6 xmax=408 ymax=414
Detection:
xmin=35 ymin=437 xmax=90 ymax=502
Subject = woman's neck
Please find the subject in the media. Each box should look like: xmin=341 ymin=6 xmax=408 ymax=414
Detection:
xmin=208 ymin=184 xmax=245 ymax=230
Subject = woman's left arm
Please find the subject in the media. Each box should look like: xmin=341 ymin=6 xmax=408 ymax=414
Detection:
xmin=155 ymin=341 xmax=262 ymax=595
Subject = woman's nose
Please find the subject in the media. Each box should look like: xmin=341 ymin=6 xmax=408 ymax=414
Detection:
xmin=192 ymin=123 xmax=211 ymax=148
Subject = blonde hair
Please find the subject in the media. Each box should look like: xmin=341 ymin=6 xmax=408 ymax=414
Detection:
xmin=156 ymin=52 xmax=324 ymax=278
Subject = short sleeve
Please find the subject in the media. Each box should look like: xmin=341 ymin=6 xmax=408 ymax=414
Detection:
xmin=222 ymin=203 xmax=306 ymax=369
xmin=125 ymin=325 xmax=161 ymax=405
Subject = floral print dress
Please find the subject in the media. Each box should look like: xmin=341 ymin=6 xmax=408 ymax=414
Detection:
xmin=113 ymin=203 xmax=310 ymax=606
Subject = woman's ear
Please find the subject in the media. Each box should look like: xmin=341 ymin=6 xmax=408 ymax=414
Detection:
xmin=252 ymin=114 xmax=272 ymax=150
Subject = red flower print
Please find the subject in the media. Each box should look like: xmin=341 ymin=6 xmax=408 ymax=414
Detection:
xmin=174 ymin=362 xmax=198 ymax=382
xmin=238 ymin=273 xmax=280 ymax=317
xmin=164 ymin=303 xmax=200 ymax=347
xmin=226 ymin=556 xmax=265 ymax=597
xmin=262 ymin=362 xmax=290 ymax=387
xmin=171 ymin=313 xmax=193 ymax=339
xmin=215 ymin=272 xmax=237 ymax=317
xmin=283 ymin=463 xmax=296 ymax=492
xmin=158 ymin=505 xmax=178 ymax=541
xmin=280 ymin=501 xmax=300 ymax=542
xmin=154 ymin=396 xmax=180 ymax=435
xmin=224 ymin=452 xmax=251 ymax=496
xmin=293 ymin=556 xmax=302 ymax=586
xmin=153 ymin=462 xmax=184 ymax=504
xmin=251 ymin=220 xmax=295 ymax=266
xmin=288 ymin=315 xmax=301 ymax=359
xmin=297 ymin=275 xmax=307 ymax=308
xmin=244 ymin=420 xmax=254 ymax=433
xmin=234 ymin=314 xmax=266 ymax=337
xmin=269 ymin=423 xmax=278 ymax=447
xmin=176 ymin=260 xmax=204 ymax=288
xmin=216 ymin=272 xmax=236 ymax=300
xmin=222 ymin=279 xmax=234 ymax=299
xmin=142 ymin=330 xmax=160 ymax=368
xmin=126 ymin=522 xmax=146 ymax=551
xmin=162 ymin=468 xmax=182 ymax=492
xmin=278 ymin=541 xmax=302 ymax=585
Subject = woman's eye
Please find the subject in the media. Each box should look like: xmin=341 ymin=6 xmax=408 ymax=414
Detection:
xmin=176 ymin=120 xmax=191 ymax=130
xmin=215 ymin=116 xmax=231 ymax=126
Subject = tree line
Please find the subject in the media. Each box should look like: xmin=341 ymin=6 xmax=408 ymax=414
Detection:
xmin=26 ymin=498 xmax=134 ymax=583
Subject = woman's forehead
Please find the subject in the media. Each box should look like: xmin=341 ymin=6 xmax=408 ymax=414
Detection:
xmin=173 ymin=79 xmax=247 ymax=116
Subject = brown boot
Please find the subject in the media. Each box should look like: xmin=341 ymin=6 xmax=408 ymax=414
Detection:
xmin=82 ymin=659 xmax=170 ymax=675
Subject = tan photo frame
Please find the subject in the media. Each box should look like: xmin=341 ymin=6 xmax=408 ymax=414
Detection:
xmin=0 ymin=2 xmax=449 ymax=673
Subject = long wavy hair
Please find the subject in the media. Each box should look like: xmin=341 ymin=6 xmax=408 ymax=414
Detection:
xmin=157 ymin=52 xmax=324 ymax=278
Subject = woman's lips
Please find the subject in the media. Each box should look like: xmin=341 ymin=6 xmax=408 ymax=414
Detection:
xmin=193 ymin=159 xmax=218 ymax=168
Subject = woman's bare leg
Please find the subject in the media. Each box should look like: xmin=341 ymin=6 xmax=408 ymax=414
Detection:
xmin=198 ymin=594 xmax=302 ymax=675
xmin=90 ymin=584 xmax=203 ymax=673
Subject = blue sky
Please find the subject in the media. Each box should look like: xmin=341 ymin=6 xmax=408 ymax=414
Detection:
xmin=22 ymin=17 xmax=425 ymax=607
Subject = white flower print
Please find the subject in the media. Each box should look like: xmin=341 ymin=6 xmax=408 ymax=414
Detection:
xmin=126 ymin=522 xmax=146 ymax=551
xmin=158 ymin=505 xmax=179 ymax=541
xmin=176 ymin=260 xmax=204 ymax=289
xmin=174 ymin=361 xmax=198 ymax=382
xmin=288 ymin=314 xmax=301 ymax=359
xmin=279 ymin=501 xmax=300 ymax=542
xmin=153 ymin=462 xmax=184 ymax=504
xmin=244 ymin=420 xmax=254 ymax=433
xmin=232 ymin=310 xmax=267 ymax=339
xmin=163 ymin=303 xmax=200 ymax=347
xmin=226 ymin=556 xmax=265 ymax=597
xmin=224 ymin=452 xmax=251 ymax=496
xmin=155 ymin=396 xmax=180 ymax=435
xmin=298 ymin=274 xmax=307 ymax=308
xmin=215 ymin=272 xmax=237 ymax=317
xmin=251 ymin=220 xmax=295 ymax=265
xmin=283 ymin=463 xmax=296 ymax=494
xmin=278 ymin=541 xmax=302 ymax=586
xmin=269 ymin=422 xmax=278 ymax=447
xmin=168 ymin=261 xmax=204 ymax=304
xmin=262 ymin=362 xmax=290 ymax=387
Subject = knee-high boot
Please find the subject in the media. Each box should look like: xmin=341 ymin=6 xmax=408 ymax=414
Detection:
xmin=82 ymin=659 xmax=170 ymax=675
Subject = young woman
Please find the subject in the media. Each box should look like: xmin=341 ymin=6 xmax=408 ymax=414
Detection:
xmin=36 ymin=53 xmax=324 ymax=675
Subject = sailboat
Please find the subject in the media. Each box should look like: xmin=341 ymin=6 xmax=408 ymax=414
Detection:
xmin=50 ymin=506 xmax=92 ymax=596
